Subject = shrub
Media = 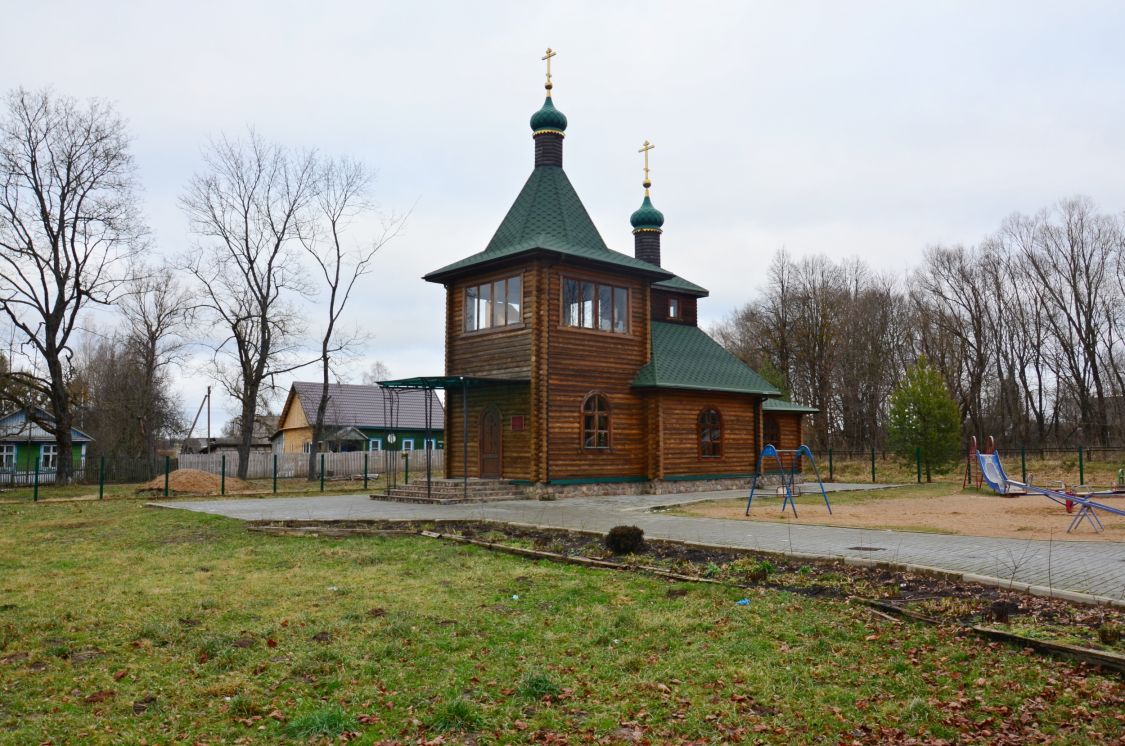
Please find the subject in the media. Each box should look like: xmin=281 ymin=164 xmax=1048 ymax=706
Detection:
xmin=605 ymin=525 xmax=645 ymax=555
xmin=1097 ymin=622 xmax=1122 ymax=646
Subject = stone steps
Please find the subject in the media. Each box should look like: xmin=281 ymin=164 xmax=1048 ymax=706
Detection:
xmin=372 ymin=479 xmax=527 ymax=504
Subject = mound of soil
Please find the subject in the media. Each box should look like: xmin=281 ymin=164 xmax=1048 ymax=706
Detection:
xmin=137 ymin=469 xmax=253 ymax=496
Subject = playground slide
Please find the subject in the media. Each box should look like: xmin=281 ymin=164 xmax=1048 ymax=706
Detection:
xmin=977 ymin=452 xmax=1125 ymax=531
xmin=976 ymin=453 xmax=1025 ymax=495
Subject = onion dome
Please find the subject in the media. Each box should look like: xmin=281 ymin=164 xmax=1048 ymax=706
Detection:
xmin=530 ymin=96 xmax=567 ymax=136
xmin=630 ymin=194 xmax=665 ymax=232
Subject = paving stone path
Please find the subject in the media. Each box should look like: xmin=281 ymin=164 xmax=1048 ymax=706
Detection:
xmin=156 ymin=487 xmax=1125 ymax=604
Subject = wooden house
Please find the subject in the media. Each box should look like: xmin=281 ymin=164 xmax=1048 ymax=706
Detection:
xmin=0 ymin=407 xmax=93 ymax=481
xmin=385 ymin=65 xmax=811 ymax=488
xmin=272 ymin=382 xmax=444 ymax=455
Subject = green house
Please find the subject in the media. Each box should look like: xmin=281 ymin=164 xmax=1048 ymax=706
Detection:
xmin=0 ymin=408 xmax=93 ymax=483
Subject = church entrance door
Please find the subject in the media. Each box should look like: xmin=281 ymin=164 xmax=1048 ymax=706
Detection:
xmin=479 ymin=406 xmax=502 ymax=478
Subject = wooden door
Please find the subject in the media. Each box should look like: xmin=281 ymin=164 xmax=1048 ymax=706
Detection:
xmin=479 ymin=407 xmax=502 ymax=478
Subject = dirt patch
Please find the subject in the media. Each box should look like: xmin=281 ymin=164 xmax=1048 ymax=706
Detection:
xmin=136 ymin=469 xmax=252 ymax=496
xmin=684 ymin=490 xmax=1125 ymax=541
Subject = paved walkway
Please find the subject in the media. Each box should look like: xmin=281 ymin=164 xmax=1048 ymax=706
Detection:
xmin=155 ymin=488 xmax=1125 ymax=604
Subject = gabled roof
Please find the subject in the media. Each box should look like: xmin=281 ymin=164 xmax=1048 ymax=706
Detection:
xmin=281 ymin=383 xmax=444 ymax=432
xmin=0 ymin=407 xmax=94 ymax=443
xmin=632 ymin=322 xmax=781 ymax=396
xmin=424 ymin=166 xmax=674 ymax=283
xmin=762 ymin=399 xmax=818 ymax=414
xmin=652 ymin=273 xmax=709 ymax=297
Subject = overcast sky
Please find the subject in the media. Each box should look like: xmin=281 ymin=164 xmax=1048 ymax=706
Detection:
xmin=5 ymin=1 xmax=1125 ymax=429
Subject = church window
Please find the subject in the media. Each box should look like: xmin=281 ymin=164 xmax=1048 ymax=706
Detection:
xmin=698 ymin=409 xmax=722 ymax=458
xmin=763 ymin=416 xmax=780 ymax=447
xmin=465 ymin=274 xmax=522 ymax=332
xmin=668 ymin=298 xmax=680 ymax=319
xmin=582 ymin=393 xmax=610 ymax=449
xmin=564 ymin=278 xmax=628 ymax=333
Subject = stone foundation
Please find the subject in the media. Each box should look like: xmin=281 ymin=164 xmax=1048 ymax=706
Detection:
xmin=523 ymin=474 xmax=799 ymax=500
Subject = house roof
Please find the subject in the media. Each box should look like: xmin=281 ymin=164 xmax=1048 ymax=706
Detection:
xmin=282 ymin=383 xmax=444 ymax=432
xmin=762 ymin=399 xmax=819 ymax=414
xmin=0 ymin=408 xmax=94 ymax=443
xmin=632 ymin=322 xmax=781 ymax=396
xmin=424 ymin=166 xmax=674 ymax=283
xmin=652 ymin=273 xmax=709 ymax=297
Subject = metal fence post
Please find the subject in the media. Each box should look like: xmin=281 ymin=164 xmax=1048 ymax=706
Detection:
xmin=272 ymin=454 xmax=278 ymax=494
xmin=319 ymin=453 xmax=325 ymax=492
xmin=33 ymin=460 xmax=39 ymax=502
xmin=915 ymin=447 xmax=922 ymax=484
xmin=1020 ymin=447 xmax=1027 ymax=483
xmin=363 ymin=451 xmax=369 ymax=490
xmin=98 ymin=456 xmax=106 ymax=499
xmin=870 ymin=448 xmax=876 ymax=483
xmin=164 ymin=455 xmax=170 ymax=497
xmin=404 ymin=451 xmax=410 ymax=485
xmin=827 ymin=448 xmax=834 ymax=481
xmin=221 ymin=454 xmax=226 ymax=496
xmin=1078 ymin=446 xmax=1085 ymax=484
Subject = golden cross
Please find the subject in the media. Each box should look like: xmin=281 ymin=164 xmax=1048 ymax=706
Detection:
xmin=542 ymin=48 xmax=557 ymax=93
xmin=638 ymin=140 xmax=655 ymax=193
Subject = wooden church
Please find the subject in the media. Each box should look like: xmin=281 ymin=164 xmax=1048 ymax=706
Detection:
xmin=386 ymin=52 xmax=812 ymax=489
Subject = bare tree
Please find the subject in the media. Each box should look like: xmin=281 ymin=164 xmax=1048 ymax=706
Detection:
xmin=300 ymin=158 xmax=406 ymax=479
xmin=360 ymin=360 xmax=392 ymax=386
xmin=118 ymin=267 xmax=193 ymax=465
xmin=181 ymin=130 xmax=318 ymax=479
xmin=0 ymin=88 xmax=146 ymax=483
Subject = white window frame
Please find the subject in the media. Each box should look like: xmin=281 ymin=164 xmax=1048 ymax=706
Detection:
xmin=0 ymin=444 xmax=15 ymax=468
xmin=424 ymin=438 xmax=438 ymax=451
xmin=302 ymin=440 xmax=312 ymax=454
xmin=41 ymin=444 xmax=58 ymax=470
xmin=368 ymin=438 xmax=383 ymax=452
xmin=401 ymin=439 xmax=415 ymax=451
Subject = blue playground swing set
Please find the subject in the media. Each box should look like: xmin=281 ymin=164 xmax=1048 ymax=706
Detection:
xmin=744 ymin=444 xmax=832 ymax=518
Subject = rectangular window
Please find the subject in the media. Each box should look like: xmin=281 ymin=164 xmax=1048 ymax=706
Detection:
xmin=402 ymin=439 xmax=415 ymax=451
xmin=668 ymin=298 xmax=680 ymax=319
xmin=0 ymin=444 xmax=14 ymax=468
xmin=464 ymin=274 xmax=522 ymax=332
xmin=506 ymin=276 xmax=522 ymax=324
xmin=613 ymin=287 xmax=628 ymax=332
xmin=465 ymin=286 xmax=479 ymax=332
xmin=41 ymin=444 xmax=58 ymax=470
xmin=368 ymin=438 xmax=382 ymax=452
xmin=564 ymin=279 xmax=580 ymax=326
xmin=424 ymin=438 xmax=438 ymax=451
xmin=562 ymin=278 xmax=629 ymax=334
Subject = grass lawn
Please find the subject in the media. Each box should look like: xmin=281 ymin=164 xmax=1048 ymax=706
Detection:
xmin=0 ymin=502 xmax=1122 ymax=744
xmin=0 ymin=477 xmax=387 ymax=503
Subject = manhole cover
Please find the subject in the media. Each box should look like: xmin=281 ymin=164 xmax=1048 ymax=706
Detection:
xmin=847 ymin=546 xmax=884 ymax=552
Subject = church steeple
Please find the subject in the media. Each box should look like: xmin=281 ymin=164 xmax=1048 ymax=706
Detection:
xmin=530 ymin=48 xmax=566 ymax=167
xmin=630 ymin=140 xmax=664 ymax=266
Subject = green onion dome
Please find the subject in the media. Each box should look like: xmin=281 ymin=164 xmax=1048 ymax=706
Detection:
xmin=630 ymin=195 xmax=665 ymax=231
xmin=530 ymin=96 xmax=568 ymax=135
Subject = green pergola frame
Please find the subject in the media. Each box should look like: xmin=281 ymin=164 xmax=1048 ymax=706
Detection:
xmin=378 ymin=376 xmax=529 ymax=500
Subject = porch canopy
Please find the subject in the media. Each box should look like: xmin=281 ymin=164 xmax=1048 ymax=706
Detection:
xmin=377 ymin=376 xmax=529 ymax=499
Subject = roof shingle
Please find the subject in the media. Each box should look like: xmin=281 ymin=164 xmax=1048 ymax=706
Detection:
xmin=424 ymin=166 xmax=673 ymax=282
xmin=289 ymin=383 xmax=444 ymax=431
xmin=631 ymin=322 xmax=781 ymax=396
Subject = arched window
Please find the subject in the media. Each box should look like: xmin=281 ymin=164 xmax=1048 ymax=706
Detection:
xmin=698 ymin=408 xmax=722 ymax=458
xmin=582 ymin=394 xmax=610 ymax=449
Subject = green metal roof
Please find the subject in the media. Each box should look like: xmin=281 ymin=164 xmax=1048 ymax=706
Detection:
xmin=652 ymin=273 xmax=709 ymax=297
xmin=632 ymin=322 xmax=781 ymax=395
xmin=762 ymin=399 xmax=818 ymax=414
xmin=529 ymin=96 xmax=567 ymax=134
xmin=424 ymin=166 xmax=674 ymax=283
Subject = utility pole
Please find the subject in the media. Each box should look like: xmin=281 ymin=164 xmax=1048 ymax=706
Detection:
xmin=206 ymin=386 xmax=211 ymax=449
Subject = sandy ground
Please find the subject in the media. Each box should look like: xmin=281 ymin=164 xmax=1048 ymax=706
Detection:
xmin=683 ymin=490 xmax=1125 ymax=542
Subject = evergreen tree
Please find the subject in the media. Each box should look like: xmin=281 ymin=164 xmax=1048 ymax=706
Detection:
xmin=887 ymin=357 xmax=961 ymax=481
